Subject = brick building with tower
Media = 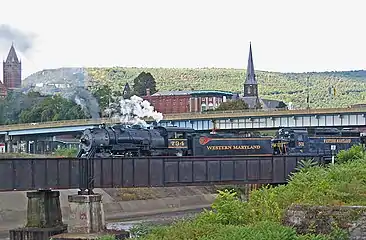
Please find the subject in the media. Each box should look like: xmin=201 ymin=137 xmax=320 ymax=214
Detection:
xmin=0 ymin=44 xmax=22 ymax=97
xmin=143 ymin=43 xmax=286 ymax=114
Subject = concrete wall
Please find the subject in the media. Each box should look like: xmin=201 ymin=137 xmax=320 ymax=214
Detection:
xmin=0 ymin=187 xmax=216 ymax=233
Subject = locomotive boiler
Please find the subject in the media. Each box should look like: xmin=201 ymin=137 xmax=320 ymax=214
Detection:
xmin=78 ymin=123 xmax=195 ymax=158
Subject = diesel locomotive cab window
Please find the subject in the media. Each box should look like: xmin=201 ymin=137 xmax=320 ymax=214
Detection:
xmin=297 ymin=135 xmax=303 ymax=141
xmin=288 ymin=133 xmax=296 ymax=147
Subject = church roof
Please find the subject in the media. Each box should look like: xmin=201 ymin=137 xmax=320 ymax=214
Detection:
xmin=152 ymin=90 xmax=235 ymax=97
xmin=5 ymin=44 xmax=20 ymax=63
xmin=245 ymin=42 xmax=257 ymax=85
xmin=242 ymin=96 xmax=286 ymax=109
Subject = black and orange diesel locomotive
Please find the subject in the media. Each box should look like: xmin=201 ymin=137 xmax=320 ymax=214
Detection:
xmin=77 ymin=123 xmax=366 ymax=158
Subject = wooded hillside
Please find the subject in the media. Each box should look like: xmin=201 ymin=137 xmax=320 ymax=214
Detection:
xmin=87 ymin=67 xmax=366 ymax=109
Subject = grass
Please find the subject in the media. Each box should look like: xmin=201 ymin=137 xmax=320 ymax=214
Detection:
xmin=125 ymin=145 xmax=366 ymax=239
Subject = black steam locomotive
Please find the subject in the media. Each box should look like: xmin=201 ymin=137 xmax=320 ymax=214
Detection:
xmin=77 ymin=123 xmax=365 ymax=158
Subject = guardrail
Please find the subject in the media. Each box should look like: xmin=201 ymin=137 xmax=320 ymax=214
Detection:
xmin=166 ymin=107 xmax=366 ymax=120
xmin=0 ymin=107 xmax=365 ymax=132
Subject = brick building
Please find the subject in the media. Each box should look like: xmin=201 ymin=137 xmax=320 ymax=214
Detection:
xmin=144 ymin=42 xmax=286 ymax=114
xmin=143 ymin=89 xmax=236 ymax=114
xmin=0 ymin=44 xmax=22 ymax=97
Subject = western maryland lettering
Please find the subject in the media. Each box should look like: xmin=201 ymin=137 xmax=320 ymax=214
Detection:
xmin=324 ymin=138 xmax=352 ymax=144
xmin=207 ymin=145 xmax=262 ymax=150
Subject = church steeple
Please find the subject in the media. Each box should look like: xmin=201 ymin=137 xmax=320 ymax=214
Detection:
xmin=243 ymin=42 xmax=258 ymax=97
xmin=5 ymin=43 xmax=20 ymax=64
xmin=3 ymin=43 xmax=22 ymax=89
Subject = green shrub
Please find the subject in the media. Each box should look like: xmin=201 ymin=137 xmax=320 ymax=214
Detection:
xmin=130 ymin=223 xmax=159 ymax=238
xmin=336 ymin=144 xmax=365 ymax=164
xmin=53 ymin=147 xmax=79 ymax=157
xmin=136 ymin=221 xmax=330 ymax=240
xmin=196 ymin=189 xmax=247 ymax=225
xmin=294 ymin=159 xmax=319 ymax=172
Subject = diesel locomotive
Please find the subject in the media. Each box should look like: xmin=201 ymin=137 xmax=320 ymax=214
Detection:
xmin=77 ymin=123 xmax=365 ymax=158
xmin=272 ymin=128 xmax=364 ymax=155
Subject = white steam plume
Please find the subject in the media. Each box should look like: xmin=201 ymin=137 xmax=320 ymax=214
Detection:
xmin=104 ymin=95 xmax=163 ymax=127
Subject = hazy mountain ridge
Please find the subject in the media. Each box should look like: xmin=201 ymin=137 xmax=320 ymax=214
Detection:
xmin=23 ymin=67 xmax=366 ymax=110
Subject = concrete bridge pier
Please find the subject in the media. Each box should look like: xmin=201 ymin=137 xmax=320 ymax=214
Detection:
xmin=9 ymin=190 xmax=68 ymax=240
xmin=51 ymin=194 xmax=129 ymax=240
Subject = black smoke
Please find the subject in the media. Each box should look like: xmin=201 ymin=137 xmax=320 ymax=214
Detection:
xmin=0 ymin=24 xmax=35 ymax=53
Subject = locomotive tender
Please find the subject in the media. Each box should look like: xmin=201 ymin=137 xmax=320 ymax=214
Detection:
xmin=77 ymin=123 xmax=365 ymax=158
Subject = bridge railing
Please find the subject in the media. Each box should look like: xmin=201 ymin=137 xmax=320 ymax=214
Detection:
xmin=166 ymin=106 xmax=366 ymax=120
xmin=0 ymin=118 xmax=120 ymax=131
xmin=0 ymin=106 xmax=365 ymax=132
xmin=0 ymin=154 xmax=328 ymax=192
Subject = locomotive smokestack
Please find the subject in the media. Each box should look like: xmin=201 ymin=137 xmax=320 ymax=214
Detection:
xmin=146 ymin=88 xmax=151 ymax=96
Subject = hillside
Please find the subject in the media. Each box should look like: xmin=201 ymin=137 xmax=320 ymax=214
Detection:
xmin=24 ymin=67 xmax=366 ymax=109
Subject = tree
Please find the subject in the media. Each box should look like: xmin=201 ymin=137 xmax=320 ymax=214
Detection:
xmin=19 ymin=95 xmax=89 ymax=123
xmin=91 ymin=83 xmax=124 ymax=110
xmin=91 ymin=84 xmax=112 ymax=110
xmin=214 ymin=99 xmax=249 ymax=111
xmin=0 ymin=91 xmax=45 ymax=124
xmin=132 ymin=72 xmax=157 ymax=96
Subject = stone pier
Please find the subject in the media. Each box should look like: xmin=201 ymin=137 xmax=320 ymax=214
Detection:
xmin=9 ymin=190 xmax=68 ymax=240
xmin=51 ymin=194 xmax=129 ymax=240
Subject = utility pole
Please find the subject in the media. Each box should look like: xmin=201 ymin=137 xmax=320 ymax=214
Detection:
xmin=306 ymin=76 xmax=310 ymax=109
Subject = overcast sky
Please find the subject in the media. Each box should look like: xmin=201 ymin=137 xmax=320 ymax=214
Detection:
xmin=0 ymin=0 xmax=365 ymax=78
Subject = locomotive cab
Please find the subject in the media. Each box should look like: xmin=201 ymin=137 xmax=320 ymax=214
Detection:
xmin=274 ymin=128 xmax=309 ymax=154
xmin=155 ymin=126 xmax=196 ymax=156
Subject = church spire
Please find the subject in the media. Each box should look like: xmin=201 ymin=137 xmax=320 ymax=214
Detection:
xmin=5 ymin=43 xmax=20 ymax=63
xmin=245 ymin=42 xmax=256 ymax=85
xmin=243 ymin=42 xmax=258 ymax=97
xmin=3 ymin=44 xmax=22 ymax=89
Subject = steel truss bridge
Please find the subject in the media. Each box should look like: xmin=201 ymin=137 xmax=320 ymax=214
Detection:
xmin=0 ymin=107 xmax=366 ymax=136
xmin=0 ymin=154 xmax=326 ymax=192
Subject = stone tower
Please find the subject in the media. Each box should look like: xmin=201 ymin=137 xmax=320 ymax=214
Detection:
xmin=3 ymin=44 xmax=22 ymax=89
xmin=243 ymin=42 xmax=258 ymax=97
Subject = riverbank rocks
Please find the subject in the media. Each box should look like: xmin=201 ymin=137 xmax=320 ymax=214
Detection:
xmin=283 ymin=205 xmax=366 ymax=239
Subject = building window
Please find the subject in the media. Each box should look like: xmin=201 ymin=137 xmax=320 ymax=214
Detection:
xmin=201 ymin=103 xmax=207 ymax=112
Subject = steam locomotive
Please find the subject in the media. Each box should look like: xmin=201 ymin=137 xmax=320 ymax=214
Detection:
xmin=77 ymin=123 xmax=366 ymax=158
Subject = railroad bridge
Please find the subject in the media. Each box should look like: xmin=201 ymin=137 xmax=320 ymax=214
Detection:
xmin=0 ymin=154 xmax=328 ymax=239
xmin=0 ymin=155 xmax=323 ymax=192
